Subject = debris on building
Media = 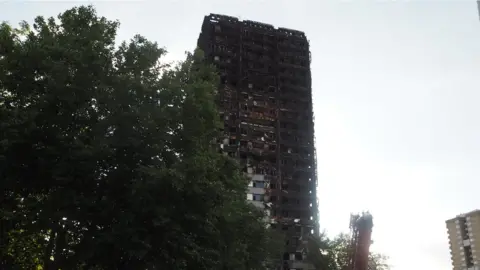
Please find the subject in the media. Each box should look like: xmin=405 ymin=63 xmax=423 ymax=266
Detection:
xmin=198 ymin=13 xmax=318 ymax=269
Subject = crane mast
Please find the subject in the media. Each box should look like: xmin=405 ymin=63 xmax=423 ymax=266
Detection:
xmin=348 ymin=212 xmax=374 ymax=270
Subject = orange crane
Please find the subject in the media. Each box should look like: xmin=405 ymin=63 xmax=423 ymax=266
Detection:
xmin=348 ymin=212 xmax=374 ymax=270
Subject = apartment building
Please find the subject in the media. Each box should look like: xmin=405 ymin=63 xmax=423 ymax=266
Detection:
xmin=447 ymin=210 xmax=480 ymax=270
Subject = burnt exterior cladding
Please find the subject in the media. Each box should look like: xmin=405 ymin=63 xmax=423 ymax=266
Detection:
xmin=198 ymin=14 xmax=318 ymax=269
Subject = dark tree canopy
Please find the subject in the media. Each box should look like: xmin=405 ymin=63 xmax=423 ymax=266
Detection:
xmin=0 ymin=5 xmax=278 ymax=270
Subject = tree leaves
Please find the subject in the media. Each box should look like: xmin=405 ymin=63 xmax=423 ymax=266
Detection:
xmin=306 ymin=233 xmax=390 ymax=270
xmin=0 ymin=5 xmax=275 ymax=270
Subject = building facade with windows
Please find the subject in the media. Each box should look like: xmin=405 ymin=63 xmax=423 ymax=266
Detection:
xmin=197 ymin=14 xmax=318 ymax=270
xmin=447 ymin=210 xmax=480 ymax=270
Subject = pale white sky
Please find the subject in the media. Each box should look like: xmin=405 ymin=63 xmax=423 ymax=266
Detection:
xmin=3 ymin=0 xmax=480 ymax=269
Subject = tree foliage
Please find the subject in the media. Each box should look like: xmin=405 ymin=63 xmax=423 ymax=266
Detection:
xmin=306 ymin=233 xmax=390 ymax=270
xmin=0 ymin=5 xmax=277 ymax=270
xmin=306 ymin=233 xmax=337 ymax=270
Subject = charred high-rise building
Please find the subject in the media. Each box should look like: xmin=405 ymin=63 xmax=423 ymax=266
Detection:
xmin=197 ymin=14 xmax=318 ymax=269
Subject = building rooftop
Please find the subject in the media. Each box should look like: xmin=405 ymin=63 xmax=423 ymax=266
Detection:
xmin=206 ymin=13 xmax=306 ymax=39
xmin=446 ymin=209 xmax=480 ymax=223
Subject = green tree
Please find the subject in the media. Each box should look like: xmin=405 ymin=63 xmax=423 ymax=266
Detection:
xmin=306 ymin=233 xmax=337 ymax=270
xmin=0 ymin=5 xmax=275 ymax=270
xmin=331 ymin=233 xmax=389 ymax=270
xmin=306 ymin=233 xmax=390 ymax=270
xmin=368 ymin=253 xmax=390 ymax=270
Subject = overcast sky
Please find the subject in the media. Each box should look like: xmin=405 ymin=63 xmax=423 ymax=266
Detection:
xmin=3 ymin=0 xmax=480 ymax=269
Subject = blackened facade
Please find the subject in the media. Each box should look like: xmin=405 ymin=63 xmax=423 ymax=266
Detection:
xmin=198 ymin=14 xmax=318 ymax=270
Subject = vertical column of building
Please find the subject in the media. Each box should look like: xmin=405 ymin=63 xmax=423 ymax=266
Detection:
xmin=200 ymin=15 xmax=241 ymax=160
xmin=448 ymin=218 xmax=463 ymax=270
xmin=466 ymin=212 xmax=480 ymax=269
xmin=457 ymin=216 xmax=476 ymax=270
xmin=275 ymin=28 xmax=318 ymax=270
xmin=238 ymin=20 xmax=278 ymax=212
xmin=198 ymin=14 xmax=277 ymax=214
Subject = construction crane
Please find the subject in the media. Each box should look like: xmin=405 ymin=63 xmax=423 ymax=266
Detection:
xmin=348 ymin=212 xmax=374 ymax=270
